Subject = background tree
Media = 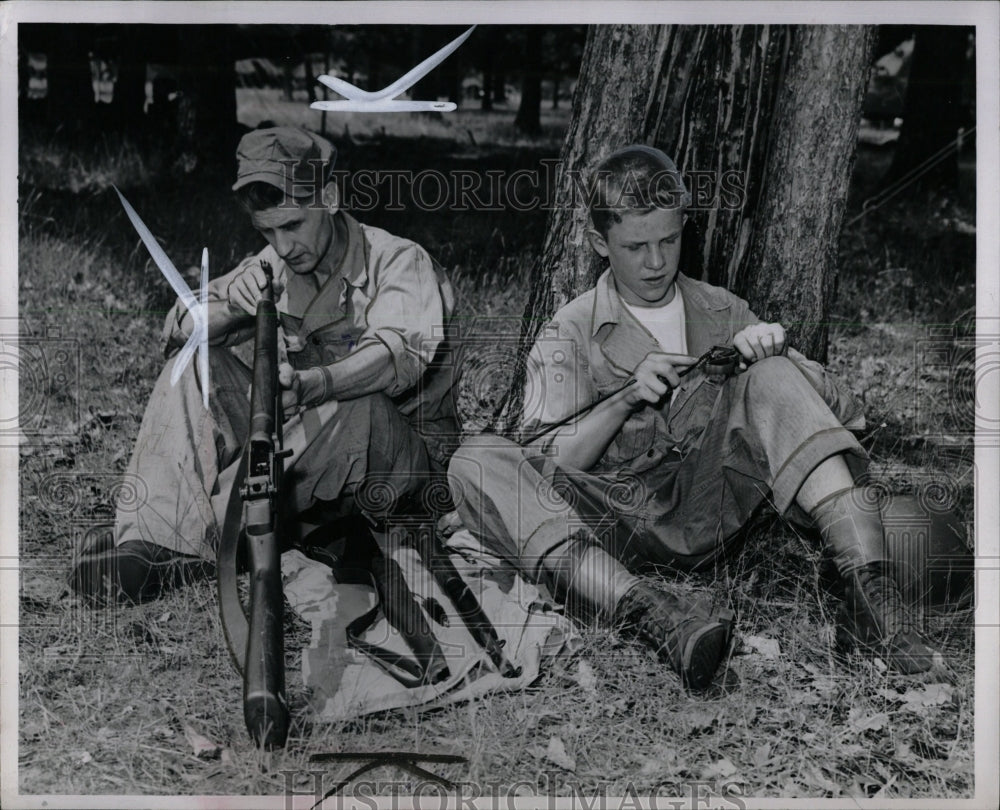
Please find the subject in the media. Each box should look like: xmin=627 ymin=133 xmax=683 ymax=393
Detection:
xmin=108 ymin=24 xmax=147 ymax=133
xmin=40 ymin=24 xmax=96 ymax=128
xmin=514 ymin=27 xmax=543 ymax=134
xmin=546 ymin=26 xmax=586 ymax=110
xmin=176 ymin=26 xmax=238 ymax=169
xmin=477 ymin=27 xmax=506 ymax=111
xmin=505 ymin=24 xmax=875 ymax=425
xmin=887 ymin=25 xmax=974 ymax=190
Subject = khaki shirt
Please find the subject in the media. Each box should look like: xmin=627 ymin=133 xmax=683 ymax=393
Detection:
xmin=523 ymin=270 xmax=864 ymax=474
xmin=163 ymin=212 xmax=459 ymax=461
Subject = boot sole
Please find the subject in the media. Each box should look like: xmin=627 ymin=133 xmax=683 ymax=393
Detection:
xmin=680 ymin=621 xmax=730 ymax=691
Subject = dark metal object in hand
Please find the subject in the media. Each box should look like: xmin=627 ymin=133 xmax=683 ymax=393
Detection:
xmin=520 ymin=344 xmax=741 ymax=446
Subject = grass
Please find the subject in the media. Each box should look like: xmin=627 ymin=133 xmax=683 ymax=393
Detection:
xmin=15 ymin=112 xmax=976 ymax=801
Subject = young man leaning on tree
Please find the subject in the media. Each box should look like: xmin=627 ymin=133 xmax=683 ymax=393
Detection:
xmin=447 ymin=145 xmax=940 ymax=690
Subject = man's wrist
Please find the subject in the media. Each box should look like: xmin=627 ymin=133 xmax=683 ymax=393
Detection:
xmin=298 ymin=365 xmax=336 ymax=408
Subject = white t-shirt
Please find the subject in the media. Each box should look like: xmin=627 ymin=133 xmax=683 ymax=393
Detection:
xmin=621 ymin=286 xmax=688 ymax=355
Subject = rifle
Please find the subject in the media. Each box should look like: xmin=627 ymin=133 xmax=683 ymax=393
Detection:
xmin=218 ymin=260 xmax=292 ymax=748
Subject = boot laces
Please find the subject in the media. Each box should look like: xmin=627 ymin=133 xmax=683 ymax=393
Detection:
xmin=618 ymin=583 xmax=702 ymax=655
xmin=856 ymin=567 xmax=909 ymax=637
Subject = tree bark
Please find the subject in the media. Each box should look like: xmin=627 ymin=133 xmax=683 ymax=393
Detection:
xmin=502 ymin=24 xmax=874 ymax=425
xmin=737 ymin=26 xmax=875 ymax=360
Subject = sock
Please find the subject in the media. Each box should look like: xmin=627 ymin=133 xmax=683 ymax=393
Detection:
xmin=541 ymin=533 xmax=637 ymax=620
xmin=811 ymin=487 xmax=887 ymax=575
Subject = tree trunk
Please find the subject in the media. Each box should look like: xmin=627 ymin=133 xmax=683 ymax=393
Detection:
xmin=888 ymin=26 xmax=972 ymax=190
xmin=737 ymin=26 xmax=875 ymax=360
xmin=502 ymin=24 xmax=874 ymax=425
xmin=281 ymin=59 xmax=295 ymax=101
xmin=45 ymin=24 xmax=96 ymax=128
xmin=493 ymin=72 xmax=507 ymax=104
xmin=304 ymin=54 xmax=316 ymax=104
xmin=110 ymin=25 xmax=148 ymax=133
xmin=479 ymin=29 xmax=497 ymax=111
xmin=176 ymin=26 xmax=238 ymax=172
xmin=514 ymin=27 xmax=543 ymax=134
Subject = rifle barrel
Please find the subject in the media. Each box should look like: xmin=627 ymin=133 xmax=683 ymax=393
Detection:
xmin=242 ymin=262 xmax=289 ymax=748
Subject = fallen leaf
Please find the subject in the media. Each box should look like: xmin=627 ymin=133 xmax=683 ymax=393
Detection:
xmin=900 ymin=683 xmax=954 ymax=711
xmin=810 ymin=676 xmax=839 ymax=695
xmin=701 ymin=757 xmax=738 ymax=780
xmin=574 ymin=660 xmax=598 ymax=695
xmin=752 ymin=742 xmax=772 ymax=768
xmin=848 ymin=707 xmax=889 ymax=732
xmin=638 ymin=745 xmax=678 ymax=776
xmin=806 ymin=765 xmax=842 ymax=795
xmin=220 ymin=748 xmax=234 ymax=766
xmin=603 ymin=697 xmax=627 ymax=717
xmin=183 ymin=724 xmax=221 ymax=759
xmin=744 ymin=635 xmax=780 ymax=659
xmin=788 ymin=689 xmax=822 ymax=706
xmin=76 ymin=751 xmax=93 ymax=765
xmin=544 ymin=736 xmax=576 ymax=772
xmin=681 ymin=705 xmax=721 ymax=732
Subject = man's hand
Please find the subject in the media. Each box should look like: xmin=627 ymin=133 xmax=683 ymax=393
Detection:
xmin=227 ymin=261 xmax=286 ymax=317
xmin=622 ymin=352 xmax=699 ymax=409
xmin=733 ymin=323 xmax=786 ymax=364
xmin=278 ymin=363 xmax=330 ymax=413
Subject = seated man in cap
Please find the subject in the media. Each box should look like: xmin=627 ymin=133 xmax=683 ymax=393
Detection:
xmin=448 ymin=145 xmax=943 ymax=689
xmin=72 ymin=126 xmax=457 ymax=603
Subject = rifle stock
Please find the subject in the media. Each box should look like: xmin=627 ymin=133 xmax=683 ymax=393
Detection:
xmin=240 ymin=261 xmax=290 ymax=748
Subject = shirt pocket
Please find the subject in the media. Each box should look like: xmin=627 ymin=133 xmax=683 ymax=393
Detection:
xmin=666 ymin=373 xmax=724 ymax=456
xmin=293 ymin=323 xmax=366 ymax=367
xmin=592 ymin=376 xmax=657 ymax=466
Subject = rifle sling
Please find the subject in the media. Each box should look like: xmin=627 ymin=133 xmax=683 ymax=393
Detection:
xmin=218 ymin=449 xmax=251 ymax=675
xmin=345 ymin=599 xmax=431 ymax=689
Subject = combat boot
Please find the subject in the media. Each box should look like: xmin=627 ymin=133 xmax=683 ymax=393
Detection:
xmin=614 ymin=580 xmax=733 ymax=691
xmin=838 ymin=562 xmax=940 ymax=674
xmin=70 ymin=527 xmax=214 ymax=605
